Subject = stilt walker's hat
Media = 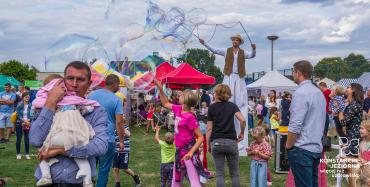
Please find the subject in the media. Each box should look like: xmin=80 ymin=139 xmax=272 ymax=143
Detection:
xmin=230 ymin=34 xmax=244 ymax=44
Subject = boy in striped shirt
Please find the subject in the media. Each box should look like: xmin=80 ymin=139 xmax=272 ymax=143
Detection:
xmin=113 ymin=125 xmax=142 ymax=187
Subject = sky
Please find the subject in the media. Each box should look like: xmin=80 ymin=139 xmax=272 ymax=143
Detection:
xmin=0 ymin=0 xmax=370 ymax=73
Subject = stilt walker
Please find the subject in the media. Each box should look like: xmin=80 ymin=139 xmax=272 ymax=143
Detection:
xmin=199 ymin=34 xmax=256 ymax=155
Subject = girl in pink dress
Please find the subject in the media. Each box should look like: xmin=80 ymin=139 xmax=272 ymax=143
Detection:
xmin=247 ymin=126 xmax=272 ymax=187
xmin=146 ymin=102 xmax=155 ymax=133
xmin=155 ymin=80 xmax=210 ymax=187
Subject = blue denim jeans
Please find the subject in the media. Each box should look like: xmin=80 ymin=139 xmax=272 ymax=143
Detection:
xmin=264 ymin=111 xmax=270 ymax=127
xmin=15 ymin=124 xmax=29 ymax=154
xmin=287 ymin=147 xmax=322 ymax=187
xmin=250 ymin=160 xmax=267 ymax=187
xmin=248 ymin=113 xmax=254 ymax=129
xmin=96 ymin=142 xmax=115 ymax=187
xmin=324 ymin=113 xmax=329 ymax=136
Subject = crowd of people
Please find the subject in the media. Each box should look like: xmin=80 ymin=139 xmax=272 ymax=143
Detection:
xmin=1 ymin=57 xmax=369 ymax=187
xmin=0 ymin=83 xmax=35 ymax=159
xmin=245 ymin=61 xmax=370 ymax=187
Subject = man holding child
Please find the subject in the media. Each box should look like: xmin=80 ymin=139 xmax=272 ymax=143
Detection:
xmin=30 ymin=61 xmax=109 ymax=186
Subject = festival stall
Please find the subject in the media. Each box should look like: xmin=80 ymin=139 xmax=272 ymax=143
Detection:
xmin=133 ymin=71 xmax=156 ymax=93
xmin=160 ymin=63 xmax=216 ymax=88
xmin=129 ymin=62 xmax=176 ymax=93
xmin=246 ymin=71 xmax=297 ymax=97
xmin=156 ymin=63 xmax=218 ymax=156
xmin=155 ymin=62 xmax=176 ymax=80
xmin=0 ymin=75 xmax=21 ymax=91
xmin=91 ymin=59 xmax=130 ymax=87
xmin=128 ymin=62 xmax=176 ymax=125
xmin=141 ymin=53 xmax=166 ymax=67
xmin=24 ymin=80 xmax=43 ymax=90
xmin=131 ymin=72 xmax=144 ymax=82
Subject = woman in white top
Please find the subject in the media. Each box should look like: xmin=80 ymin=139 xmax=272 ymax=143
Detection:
xmin=265 ymin=90 xmax=279 ymax=127
xmin=15 ymin=92 xmax=32 ymax=160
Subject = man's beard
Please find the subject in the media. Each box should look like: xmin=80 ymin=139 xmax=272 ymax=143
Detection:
xmin=293 ymin=76 xmax=299 ymax=84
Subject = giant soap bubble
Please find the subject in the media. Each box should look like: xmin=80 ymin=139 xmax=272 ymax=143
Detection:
xmin=121 ymin=59 xmax=156 ymax=93
xmin=45 ymin=34 xmax=96 ymax=71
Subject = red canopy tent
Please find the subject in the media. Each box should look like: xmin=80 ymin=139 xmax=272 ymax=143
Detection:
xmin=155 ymin=62 xmax=175 ymax=80
xmin=160 ymin=63 xmax=216 ymax=89
xmin=132 ymin=62 xmax=176 ymax=92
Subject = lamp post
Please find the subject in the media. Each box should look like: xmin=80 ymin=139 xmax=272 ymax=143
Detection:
xmin=267 ymin=35 xmax=279 ymax=71
xmin=170 ymin=56 xmax=174 ymax=66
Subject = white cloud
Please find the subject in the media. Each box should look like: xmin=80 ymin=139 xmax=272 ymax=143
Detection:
xmin=350 ymin=0 xmax=370 ymax=4
xmin=320 ymin=13 xmax=370 ymax=43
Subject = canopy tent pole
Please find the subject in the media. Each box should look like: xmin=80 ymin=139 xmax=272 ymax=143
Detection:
xmin=197 ymin=85 xmax=201 ymax=109
xmin=154 ymin=87 xmax=157 ymax=120
xmin=136 ymin=92 xmax=139 ymax=126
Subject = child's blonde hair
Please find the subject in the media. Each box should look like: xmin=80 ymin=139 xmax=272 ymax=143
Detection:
xmin=201 ymin=102 xmax=207 ymax=108
xmin=252 ymin=126 xmax=266 ymax=140
xmin=43 ymin=74 xmax=63 ymax=85
xmin=361 ymin=120 xmax=370 ymax=132
xmin=214 ymin=84 xmax=232 ymax=102
xmin=182 ymin=90 xmax=198 ymax=111
xmin=333 ymin=86 xmax=345 ymax=96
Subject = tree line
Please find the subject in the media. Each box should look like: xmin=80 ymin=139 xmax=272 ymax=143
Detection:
xmin=313 ymin=53 xmax=370 ymax=81
xmin=0 ymin=60 xmax=39 ymax=82
xmin=179 ymin=49 xmax=370 ymax=83
xmin=1 ymin=52 xmax=368 ymax=84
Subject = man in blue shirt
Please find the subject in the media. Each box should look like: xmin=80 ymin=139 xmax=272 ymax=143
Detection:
xmin=88 ymin=74 xmax=125 ymax=187
xmin=30 ymin=61 xmax=109 ymax=186
xmin=0 ymin=83 xmax=16 ymax=143
xmin=286 ymin=60 xmax=326 ymax=187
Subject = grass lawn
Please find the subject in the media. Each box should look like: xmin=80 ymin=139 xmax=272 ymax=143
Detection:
xmin=0 ymin=125 xmax=344 ymax=187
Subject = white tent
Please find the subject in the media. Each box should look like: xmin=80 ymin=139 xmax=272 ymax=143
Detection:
xmin=247 ymin=71 xmax=298 ymax=96
xmin=318 ymin=77 xmax=336 ymax=88
xmin=334 ymin=78 xmax=358 ymax=88
xmin=358 ymin=72 xmax=370 ymax=90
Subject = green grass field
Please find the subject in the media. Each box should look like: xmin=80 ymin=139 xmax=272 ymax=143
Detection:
xmin=0 ymin=125 xmax=343 ymax=187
